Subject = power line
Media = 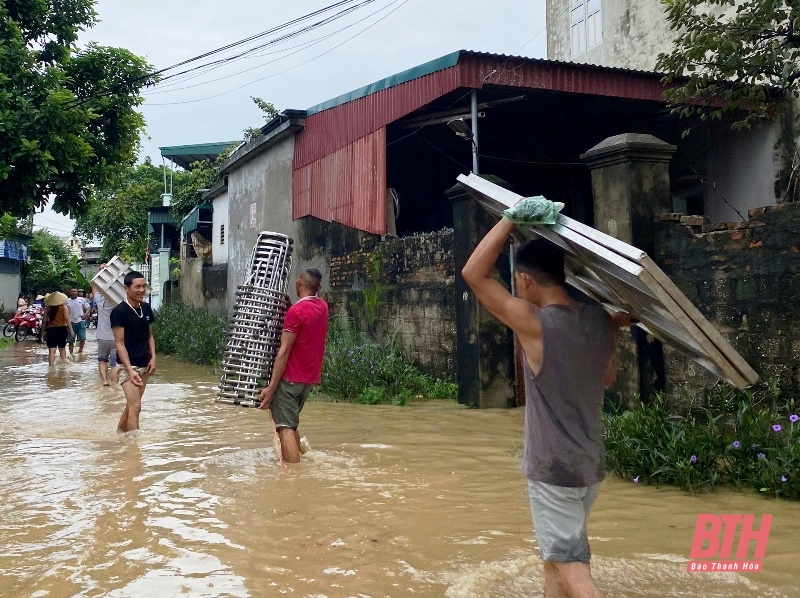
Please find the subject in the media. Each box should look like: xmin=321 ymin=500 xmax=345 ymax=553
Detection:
xmin=64 ymin=0 xmax=380 ymax=109
xmin=144 ymin=0 xmax=402 ymax=96
xmin=147 ymin=0 xmax=410 ymax=107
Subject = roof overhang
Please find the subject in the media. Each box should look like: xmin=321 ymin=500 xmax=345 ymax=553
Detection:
xmin=160 ymin=142 xmax=238 ymax=170
xmin=219 ymin=111 xmax=307 ymax=174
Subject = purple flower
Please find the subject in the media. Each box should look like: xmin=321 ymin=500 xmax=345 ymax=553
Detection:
xmin=633 ymin=476 xmax=640 ymax=483
xmin=758 ymin=453 xmax=766 ymax=460
xmin=790 ymin=414 xmax=799 ymax=423
xmin=690 ymin=455 xmax=697 ymax=463
xmin=732 ymin=441 xmax=741 ymax=449
xmin=772 ymin=424 xmax=782 ymax=433
xmin=781 ymin=476 xmax=788 ymax=482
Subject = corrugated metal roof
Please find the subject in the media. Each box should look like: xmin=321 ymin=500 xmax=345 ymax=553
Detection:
xmin=147 ymin=208 xmax=177 ymax=234
xmin=160 ymin=142 xmax=238 ymax=169
xmin=180 ymin=204 xmax=212 ymax=238
xmin=292 ymin=49 xmax=670 ymax=235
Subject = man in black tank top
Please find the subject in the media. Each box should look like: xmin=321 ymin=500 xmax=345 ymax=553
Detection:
xmin=463 ymin=217 xmax=618 ymax=598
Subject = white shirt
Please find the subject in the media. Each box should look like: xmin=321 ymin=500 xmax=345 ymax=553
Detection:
xmin=66 ymin=297 xmax=89 ymax=323
xmin=94 ymin=293 xmax=115 ymax=341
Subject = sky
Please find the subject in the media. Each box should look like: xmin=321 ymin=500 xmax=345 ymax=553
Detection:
xmin=33 ymin=0 xmax=548 ymax=239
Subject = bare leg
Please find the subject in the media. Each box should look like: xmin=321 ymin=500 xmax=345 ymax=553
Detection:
xmin=68 ymin=342 xmax=74 ymax=355
xmin=543 ymin=561 xmax=568 ymax=598
xmin=78 ymin=339 xmax=85 ymax=353
xmin=48 ymin=347 xmax=56 ymax=366
xmin=119 ymin=380 xmax=145 ymax=432
xmin=99 ymin=361 xmax=109 ymax=385
xmin=58 ymin=347 xmax=67 ymax=363
xmin=110 ymin=366 xmax=119 ymax=384
xmin=547 ymin=561 xmax=601 ymax=598
xmin=277 ymin=427 xmax=301 ymax=463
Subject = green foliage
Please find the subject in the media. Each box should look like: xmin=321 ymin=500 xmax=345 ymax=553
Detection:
xmin=0 ymin=2 xmax=157 ymax=217
xmin=321 ymin=316 xmax=457 ymax=404
xmin=22 ymin=229 xmax=81 ymax=292
xmin=0 ymin=214 xmax=28 ymax=239
xmin=243 ymin=96 xmax=280 ymax=141
xmin=657 ymin=0 xmax=800 ymax=132
xmin=73 ymin=159 xmax=185 ymax=261
xmin=605 ymin=379 xmax=800 ymax=499
xmin=152 ymin=301 xmax=228 ymax=368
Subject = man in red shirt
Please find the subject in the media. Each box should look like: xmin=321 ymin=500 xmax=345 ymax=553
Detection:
xmin=259 ymin=268 xmax=329 ymax=463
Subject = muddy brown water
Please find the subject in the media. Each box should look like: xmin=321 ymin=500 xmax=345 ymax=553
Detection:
xmin=1 ymin=332 xmax=797 ymax=597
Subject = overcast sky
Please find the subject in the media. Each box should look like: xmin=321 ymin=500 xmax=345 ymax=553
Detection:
xmin=34 ymin=0 xmax=547 ymax=237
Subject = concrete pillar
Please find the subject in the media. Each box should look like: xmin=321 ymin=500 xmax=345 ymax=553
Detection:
xmin=580 ymin=133 xmax=676 ymax=402
xmin=447 ymin=182 xmax=516 ymax=409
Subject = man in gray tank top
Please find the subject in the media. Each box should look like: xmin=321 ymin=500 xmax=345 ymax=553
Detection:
xmin=463 ymin=217 xmax=617 ymax=598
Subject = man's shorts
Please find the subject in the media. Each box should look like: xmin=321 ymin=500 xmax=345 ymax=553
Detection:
xmin=528 ymin=480 xmax=600 ymax=563
xmin=69 ymin=320 xmax=87 ymax=342
xmin=118 ymin=366 xmax=149 ymax=386
xmin=45 ymin=326 xmax=68 ymax=349
xmin=270 ymin=380 xmax=312 ymax=429
xmin=97 ymin=340 xmax=116 ymax=362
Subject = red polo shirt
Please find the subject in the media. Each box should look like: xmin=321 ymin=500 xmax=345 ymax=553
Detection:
xmin=282 ymin=296 xmax=329 ymax=384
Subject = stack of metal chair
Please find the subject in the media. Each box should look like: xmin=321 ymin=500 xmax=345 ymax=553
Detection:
xmin=217 ymin=232 xmax=293 ymax=407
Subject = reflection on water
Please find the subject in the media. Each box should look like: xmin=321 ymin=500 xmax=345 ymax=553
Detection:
xmin=0 ymin=334 xmax=797 ymax=597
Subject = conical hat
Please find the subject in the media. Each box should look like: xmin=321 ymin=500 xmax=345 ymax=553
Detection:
xmin=44 ymin=291 xmax=68 ymax=306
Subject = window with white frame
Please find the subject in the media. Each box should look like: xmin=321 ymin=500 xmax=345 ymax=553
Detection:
xmin=571 ymin=0 xmax=602 ymax=57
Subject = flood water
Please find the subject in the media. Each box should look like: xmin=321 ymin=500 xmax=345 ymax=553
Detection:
xmin=1 ymin=332 xmax=798 ymax=598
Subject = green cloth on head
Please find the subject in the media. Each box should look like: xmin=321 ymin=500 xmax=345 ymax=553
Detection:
xmin=502 ymin=196 xmax=564 ymax=226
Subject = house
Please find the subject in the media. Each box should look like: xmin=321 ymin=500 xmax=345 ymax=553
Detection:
xmin=0 ymin=236 xmax=29 ymax=317
xmin=152 ymin=142 xmax=236 ymax=311
xmin=218 ymin=49 xmax=798 ymax=406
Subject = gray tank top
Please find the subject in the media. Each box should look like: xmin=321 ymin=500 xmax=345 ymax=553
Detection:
xmin=521 ymin=303 xmax=614 ymax=487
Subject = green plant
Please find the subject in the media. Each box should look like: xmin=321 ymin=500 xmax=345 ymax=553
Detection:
xmin=152 ymin=301 xmax=228 ymax=368
xmin=605 ymin=379 xmax=800 ymax=499
xmin=321 ymin=316 xmax=456 ymax=405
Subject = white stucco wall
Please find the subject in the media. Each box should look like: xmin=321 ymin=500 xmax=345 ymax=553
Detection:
xmin=212 ymin=191 xmax=229 ymax=266
xmin=0 ymin=270 xmax=21 ymax=316
xmin=705 ymin=122 xmax=778 ymax=223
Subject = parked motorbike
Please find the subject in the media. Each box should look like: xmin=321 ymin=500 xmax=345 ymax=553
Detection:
xmin=6 ymin=306 xmax=43 ymax=342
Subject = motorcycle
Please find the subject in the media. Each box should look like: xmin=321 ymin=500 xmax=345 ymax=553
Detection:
xmin=6 ymin=307 xmax=43 ymax=342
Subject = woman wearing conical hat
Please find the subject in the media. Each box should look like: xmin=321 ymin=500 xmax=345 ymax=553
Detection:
xmin=41 ymin=292 xmax=74 ymax=366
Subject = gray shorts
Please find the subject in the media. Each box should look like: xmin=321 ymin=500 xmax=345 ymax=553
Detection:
xmin=118 ymin=366 xmax=149 ymax=387
xmin=270 ymin=380 xmax=312 ymax=429
xmin=528 ymin=480 xmax=600 ymax=563
xmin=97 ymin=340 xmax=116 ymax=362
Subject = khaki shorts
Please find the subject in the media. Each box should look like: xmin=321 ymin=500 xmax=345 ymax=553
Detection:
xmin=528 ymin=480 xmax=600 ymax=563
xmin=270 ymin=380 xmax=312 ymax=429
xmin=118 ymin=366 xmax=149 ymax=386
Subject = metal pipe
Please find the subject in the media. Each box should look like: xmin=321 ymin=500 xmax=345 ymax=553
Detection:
xmin=471 ymin=89 xmax=479 ymax=175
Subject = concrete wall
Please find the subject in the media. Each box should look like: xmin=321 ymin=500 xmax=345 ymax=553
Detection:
xmin=226 ymin=136 xmax=295 ymax=310
xmin=180 ymin=258 xmax=204 ymax=309
xmin=545 ymin=0 xmax=730 ymax=71
xmin=654 ymin=202 xmax=800 ymax=399
xmin=326 ymin=230 xmax=456 ymax=378
xmin=212 ymin=191 xmax=229 ymax=266
xmin=0 ymin=260 xmax=21 ymax=317
xmin=705 ymin=122 xmax=779 ymax=222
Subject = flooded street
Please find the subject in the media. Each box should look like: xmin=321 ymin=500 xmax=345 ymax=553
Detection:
xmin=1 ymin=332 xmax=798 ymax=597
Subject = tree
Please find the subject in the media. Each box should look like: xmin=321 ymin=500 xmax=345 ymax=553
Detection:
xmin=23 ymin=230 xmax=81 ymax=293
xmin=0 ymin=1 xmax=157 ymax=218
xmin=73 ymin=159 xmax=186 ymax=262
xmin=657 ymin=0 xmax=800 ymax=132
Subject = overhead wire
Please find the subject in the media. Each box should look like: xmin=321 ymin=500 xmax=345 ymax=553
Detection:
xmin=146 ymin=0 xmax=410 ymax=107
xmin=63 ymin=0 xmax=380 ymax=109
xmin=145 ymin=0 xmax=404 ymax=97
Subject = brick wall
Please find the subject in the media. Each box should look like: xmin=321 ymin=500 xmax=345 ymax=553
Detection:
xmin=325 ymin=229 xmax=456 ymax=378
xmin=654 ymin=202 xmax=800 ymax=396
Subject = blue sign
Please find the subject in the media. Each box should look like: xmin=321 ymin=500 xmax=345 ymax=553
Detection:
xmin=0 ymin=240 xmax=28 ymax=261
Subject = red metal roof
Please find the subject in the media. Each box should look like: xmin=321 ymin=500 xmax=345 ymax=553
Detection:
xmin=293 ymin=50 xmax=668 ymax=235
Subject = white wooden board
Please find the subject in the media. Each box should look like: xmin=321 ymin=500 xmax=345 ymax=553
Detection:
xmin=456 ymin=173 xmax=758 ymax=388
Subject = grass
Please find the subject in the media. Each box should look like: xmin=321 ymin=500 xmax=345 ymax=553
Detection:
xmin=604 ymin=379 xmax=800 ymax=499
